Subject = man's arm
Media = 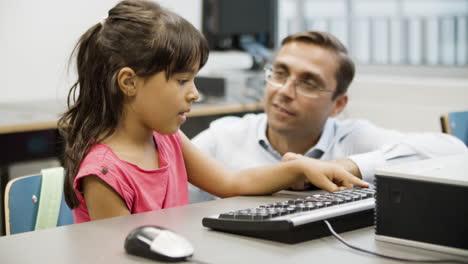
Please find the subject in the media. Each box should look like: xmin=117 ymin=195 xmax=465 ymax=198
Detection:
xmin=341 ymin=121 xmax=467 ymax=182
xmin=287 ymin=120 xmax=467 ymax=189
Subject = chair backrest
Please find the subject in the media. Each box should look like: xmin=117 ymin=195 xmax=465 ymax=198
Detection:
xmin=441 ymin=111 xmax=468 ymax=146
xmin=4 ymin=167 xmax=73 ymax=235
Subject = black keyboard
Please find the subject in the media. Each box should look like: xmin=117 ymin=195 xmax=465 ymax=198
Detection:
xmin=202 ymin=187 xmax=376 ymax=244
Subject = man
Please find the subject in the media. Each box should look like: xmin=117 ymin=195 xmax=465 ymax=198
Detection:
xmin=190 ymin=31 xmax=466 ymax=201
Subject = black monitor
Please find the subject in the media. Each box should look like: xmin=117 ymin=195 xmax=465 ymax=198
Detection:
xmin=202 ymin=0 xmax=278 ymax=70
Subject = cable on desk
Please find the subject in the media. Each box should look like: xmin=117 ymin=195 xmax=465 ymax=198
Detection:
xmin=323 ymin=220 xmax=468 ymax=264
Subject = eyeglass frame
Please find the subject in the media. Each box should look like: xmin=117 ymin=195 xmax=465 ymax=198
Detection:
xmin=264 ymin=64 xmax=335 ymax=98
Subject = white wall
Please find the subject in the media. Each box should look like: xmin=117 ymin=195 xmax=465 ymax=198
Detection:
xmin=0 ymin=0 xmax=201 ymax=104
xmin=342 ymin=71 xmax=468 ymax=132
xmin=1 ymin=0 xmax=467 ymax=133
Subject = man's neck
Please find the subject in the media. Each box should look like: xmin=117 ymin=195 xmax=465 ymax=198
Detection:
xmin=266 ymin=127 xmax=322 ymax=156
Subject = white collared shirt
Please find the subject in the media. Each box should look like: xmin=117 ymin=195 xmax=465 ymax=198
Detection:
xmin=189 ymin=113 xmax=467 ymax=202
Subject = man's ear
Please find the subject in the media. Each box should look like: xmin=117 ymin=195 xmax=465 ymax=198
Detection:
xmin=117 ymin=67 xmax=137 ymax=96
xmin=330 ymin=93 xmax=348 ymax=117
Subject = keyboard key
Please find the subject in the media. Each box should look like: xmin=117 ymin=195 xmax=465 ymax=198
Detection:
xmin=253 ymin=212 xmax=271 ymax=220
xmin=219 ymin=212 xmax=236 ymax=219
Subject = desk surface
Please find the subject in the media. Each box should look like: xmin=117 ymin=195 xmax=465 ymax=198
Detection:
xmin=0 ymin=99 xmax=263 ymax=134
xmin=0 ymin=194 xmax=465 ymax=264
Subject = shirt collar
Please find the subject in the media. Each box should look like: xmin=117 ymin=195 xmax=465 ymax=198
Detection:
xmin=256 ymin=115 xmax=337 ymax=159
xmin=304 ymin=117 xmax=336 ymax=157
xmin=257 ymin=115 xmax=282 ymax=159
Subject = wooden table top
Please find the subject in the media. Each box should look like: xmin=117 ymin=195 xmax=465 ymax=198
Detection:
xmin=0 ymin=99 xmax=264 ymax=134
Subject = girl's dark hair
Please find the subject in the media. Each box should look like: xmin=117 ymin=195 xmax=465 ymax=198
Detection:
xmin=281 ymin=31 xmax=355 ymax=99
xmin=58 ymin=0 xmax=209 ymax=208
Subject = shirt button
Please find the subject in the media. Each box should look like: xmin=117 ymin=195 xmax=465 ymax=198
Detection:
xmin=101 ymin=167 xmax=108 ymax=174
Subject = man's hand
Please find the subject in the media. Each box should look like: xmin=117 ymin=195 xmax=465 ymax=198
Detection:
xmin=281 ymin=152 xmax=302 ymax=162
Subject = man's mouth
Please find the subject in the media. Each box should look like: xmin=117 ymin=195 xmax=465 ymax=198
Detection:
xmin=273 ymin=103 xmax=295 ymax=116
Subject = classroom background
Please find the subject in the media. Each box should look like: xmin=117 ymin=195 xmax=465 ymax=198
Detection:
xmin=1 ymin=0 xmax=467 ymax=178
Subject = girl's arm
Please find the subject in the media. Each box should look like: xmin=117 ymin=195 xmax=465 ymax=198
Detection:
xmin=180 ymin=131 xmax=368 ymax=198
xmin=82 ymin=175 xmax=131 ymax=220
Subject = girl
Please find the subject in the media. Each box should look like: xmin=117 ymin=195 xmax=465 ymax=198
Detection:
xmin=58 ymin=0 xmax=368 ymax=223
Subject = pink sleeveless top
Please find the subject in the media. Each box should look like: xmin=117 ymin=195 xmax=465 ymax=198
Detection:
xmin=72 ymin=132 xmax=188 ymax=223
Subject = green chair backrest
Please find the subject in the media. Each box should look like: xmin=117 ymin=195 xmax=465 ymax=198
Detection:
xmin=4 ymin=167 xmax=74 ymax=235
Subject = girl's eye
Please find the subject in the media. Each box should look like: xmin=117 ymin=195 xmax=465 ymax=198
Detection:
xmin=178 ymin=80 xmax=189 ymax=85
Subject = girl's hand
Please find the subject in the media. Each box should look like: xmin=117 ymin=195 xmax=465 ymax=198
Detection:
xmin=284 ymin=153 xmax=368 ymax=192
xmin=282 ymin=153 xmax=312 ymax=190
xmin=328 ymin=159 xmax=362 ymax=178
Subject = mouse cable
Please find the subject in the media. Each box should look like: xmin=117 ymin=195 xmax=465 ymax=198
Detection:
xmin=323 ymin=220 xmax=468 ymax=264
xmin=186 ymin=256 xmax=213 ymax=264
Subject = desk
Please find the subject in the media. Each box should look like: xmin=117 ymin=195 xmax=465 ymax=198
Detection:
xmin=0 ymin=99 xmax=264 ymax=134
xmin=0 ymin=99 xmax=263 ymax=235
xmin=0 ymin=194 xmax=466 ymax=264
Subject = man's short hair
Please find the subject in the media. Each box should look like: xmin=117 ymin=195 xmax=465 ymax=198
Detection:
xmin=281 ymin=31 xmax=355 ymax=99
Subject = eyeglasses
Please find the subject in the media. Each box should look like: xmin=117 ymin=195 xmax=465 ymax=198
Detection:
xmin=264 ymin=65 xmax=334 ymax=98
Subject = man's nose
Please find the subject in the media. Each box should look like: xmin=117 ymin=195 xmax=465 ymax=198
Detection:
xmin=277 ymin=78 xmax=296 ymax=98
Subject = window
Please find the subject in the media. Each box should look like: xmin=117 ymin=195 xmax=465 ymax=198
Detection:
xmin=278 ymin=0 xmax=468 ymax=66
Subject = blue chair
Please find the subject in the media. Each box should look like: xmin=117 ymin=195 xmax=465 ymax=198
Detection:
xmin=441 ymin=111 xmax=468 ymax=146
xmin=4 ymin=167 xmax=73 ymax=235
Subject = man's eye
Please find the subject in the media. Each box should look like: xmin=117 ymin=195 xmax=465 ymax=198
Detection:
xmin=298 ymin=80 xmax=318 ymax=91
xmin=273 ymin=71 xmax=287 ymax=78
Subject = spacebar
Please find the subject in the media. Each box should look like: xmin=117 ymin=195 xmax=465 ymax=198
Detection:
xmin=283 ymin=199 xmax=375 ymax=226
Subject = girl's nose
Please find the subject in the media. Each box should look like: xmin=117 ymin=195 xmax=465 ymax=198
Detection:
xmin=188 ymin=82 xmax=200 ymax=102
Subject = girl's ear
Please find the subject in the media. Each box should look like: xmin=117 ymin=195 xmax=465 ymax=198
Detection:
xmin=117 ymin=67 xmax=137 ymax=96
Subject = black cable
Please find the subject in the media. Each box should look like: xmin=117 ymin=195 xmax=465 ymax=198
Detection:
xmin=323 ymin=220 xmax=468 ymax=264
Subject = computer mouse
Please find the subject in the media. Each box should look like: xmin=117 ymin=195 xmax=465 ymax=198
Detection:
xmin=124 ymin=225 xmax=194 ymax=262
